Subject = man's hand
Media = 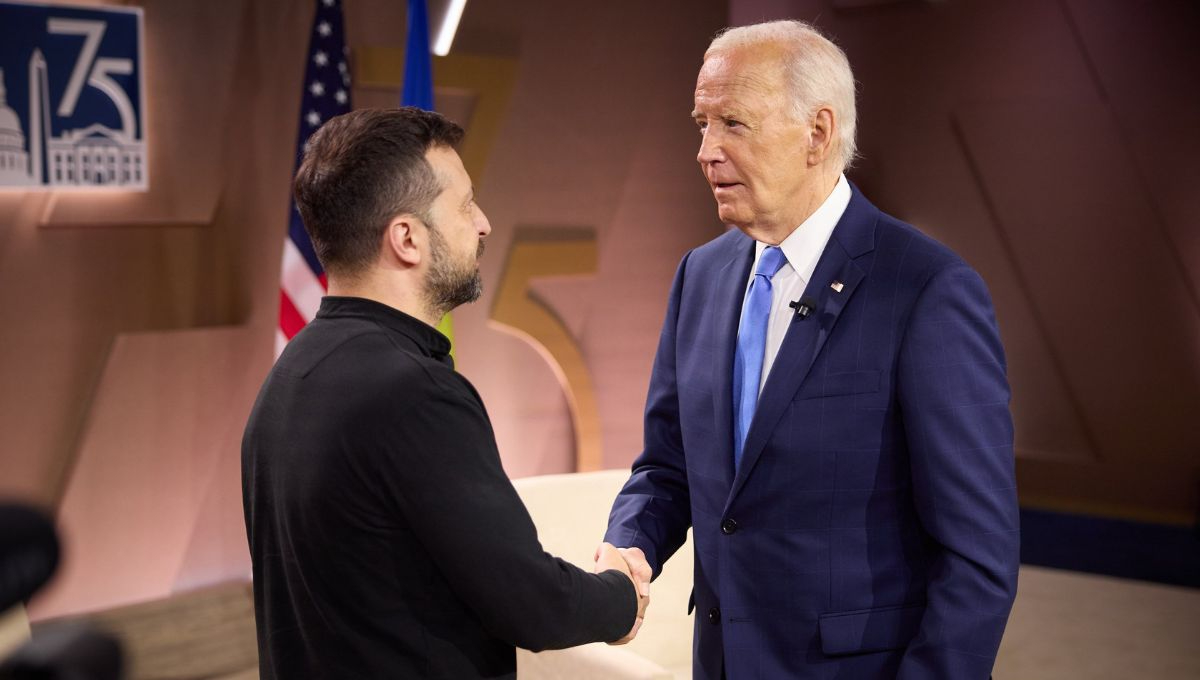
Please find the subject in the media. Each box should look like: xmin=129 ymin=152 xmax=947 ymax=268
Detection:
xmin=616 ymin=546 xmax=652 ymax=598
xmin=594 ymin=542 xmax=650 ymax=644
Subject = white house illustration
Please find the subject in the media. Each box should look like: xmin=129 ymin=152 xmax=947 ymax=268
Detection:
xmin=46 ymin=122 xmax=145 ymax=186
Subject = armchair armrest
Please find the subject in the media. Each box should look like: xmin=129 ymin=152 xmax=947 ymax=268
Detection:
xmin=0 ymin=606 xmax=30 ymax=658
xmin=518 ymin=643 xmax=673 ymax=680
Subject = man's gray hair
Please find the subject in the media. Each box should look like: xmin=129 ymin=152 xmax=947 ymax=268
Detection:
xmin=707 ymin=20 xmax=858 ymax=170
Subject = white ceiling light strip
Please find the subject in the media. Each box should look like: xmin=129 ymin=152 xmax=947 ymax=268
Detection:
xmin=432 ymin=0 xmax=467 ymax=56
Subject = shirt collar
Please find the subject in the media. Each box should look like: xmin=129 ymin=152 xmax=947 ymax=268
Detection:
xmin=316 ymin=296 xmax=453 ymax=363
xmin=755 ymin=173 xmax=851 ymax=284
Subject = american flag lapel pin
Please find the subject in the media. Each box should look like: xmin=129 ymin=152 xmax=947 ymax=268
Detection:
xmin=830 ymin=281 xmax=844 ymax=293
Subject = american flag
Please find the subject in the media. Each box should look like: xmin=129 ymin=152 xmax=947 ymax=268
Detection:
xmin=277 ymin=0 xmax=352 ymax=356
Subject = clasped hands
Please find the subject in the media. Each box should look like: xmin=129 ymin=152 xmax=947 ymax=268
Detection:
xmin=594 ymin=543 xmax=652 ymax=644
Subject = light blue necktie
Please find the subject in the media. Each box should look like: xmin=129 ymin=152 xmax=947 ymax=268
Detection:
xmin=733 ymin=246 xmax=787 ymax=468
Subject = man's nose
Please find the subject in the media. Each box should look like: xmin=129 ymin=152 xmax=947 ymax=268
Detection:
xmin=475 ymin=208 xmax=492 ymax=237
xmin=697 ymin=128 xmax=724 ymax=165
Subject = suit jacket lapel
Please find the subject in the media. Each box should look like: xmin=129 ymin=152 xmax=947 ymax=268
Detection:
xmin=711 ymin=235 xmax=755 ymax=485
xmin=726 ymin=187 xmax=879 ymax=508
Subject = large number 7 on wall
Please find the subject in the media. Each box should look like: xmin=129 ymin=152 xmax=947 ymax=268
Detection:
xmin=48 ymin=18 xmax=135 ymax=136
xmin=490 ymin=227 xmax=603 ymax=472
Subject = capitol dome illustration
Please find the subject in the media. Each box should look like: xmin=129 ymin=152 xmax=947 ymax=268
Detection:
xmin=0 ymin=68 xmax=32 ymax=186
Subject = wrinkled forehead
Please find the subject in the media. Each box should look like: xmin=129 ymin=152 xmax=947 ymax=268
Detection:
xmin=695 ymin=46 xmax=789 ymax=105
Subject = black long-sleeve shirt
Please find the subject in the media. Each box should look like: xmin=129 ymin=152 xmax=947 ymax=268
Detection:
xmin=242 ymin=296 xmax=635 ymax=679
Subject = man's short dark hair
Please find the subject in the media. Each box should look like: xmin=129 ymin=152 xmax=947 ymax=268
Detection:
xmin=293 ymin=107 xmax=464 ymax=277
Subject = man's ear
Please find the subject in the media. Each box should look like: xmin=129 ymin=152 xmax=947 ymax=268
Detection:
xmin=807 ymin=106 xmax=836 ymax=167
xmin=384 ymin=215 xmax=423 ymax=267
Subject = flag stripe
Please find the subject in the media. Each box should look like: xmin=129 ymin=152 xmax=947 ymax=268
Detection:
xmin=288 ymin=212 xmax=324 ymax=277
xmin=282 ymin=237 xmax=326 ymax=322
xmin=279 ymin=290 xmax=308 ymax=340
xmin=275 ymin=329 xmax=289 ymax=358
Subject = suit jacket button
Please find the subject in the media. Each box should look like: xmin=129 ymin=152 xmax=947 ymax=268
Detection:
xmin=708 ymin=607 xmax=721 ymax=624
xmin=721 ymin=518 xmax=738 ymax=535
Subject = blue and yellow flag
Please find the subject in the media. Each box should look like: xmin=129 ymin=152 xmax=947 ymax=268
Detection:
xmin=401 ymin=0 xmax=454 ymax=348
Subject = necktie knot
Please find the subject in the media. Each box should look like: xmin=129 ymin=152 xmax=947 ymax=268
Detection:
xmin=755 ymin=246 xmax=787 ymax=280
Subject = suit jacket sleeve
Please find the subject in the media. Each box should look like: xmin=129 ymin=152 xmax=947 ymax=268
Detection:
xmin=604 ymin=253 xmax=694 ymax=577
xmin=377 ymin=379 xmax=637 ymax=652
xmin=895 ymin=263 xmax=1020 ymax=679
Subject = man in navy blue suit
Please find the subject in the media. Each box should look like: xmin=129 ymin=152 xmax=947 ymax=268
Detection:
xmin=603 ymin=20 xmax=1019 ymax=679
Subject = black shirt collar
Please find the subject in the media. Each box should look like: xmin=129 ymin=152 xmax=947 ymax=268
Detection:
xmin=316 ymin=296 xmax=453 ymax=363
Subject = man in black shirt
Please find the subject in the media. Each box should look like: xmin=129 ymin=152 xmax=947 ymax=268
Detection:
xmin=242 ymin=107 xmax=644 ymax=679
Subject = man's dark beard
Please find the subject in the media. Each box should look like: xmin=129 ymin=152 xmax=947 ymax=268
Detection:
xmin=424 ymin=225 xmax=483 ymax=318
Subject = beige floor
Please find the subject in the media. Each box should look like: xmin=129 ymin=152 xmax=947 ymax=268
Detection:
xmin=5 ymin=566 xmax=1198 ymax=679
xmin=996 ymin=566 xmax=1200 ymax=680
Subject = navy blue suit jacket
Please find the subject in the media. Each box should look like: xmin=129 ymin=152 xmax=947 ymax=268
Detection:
xmin=606 ymin=186 xmax=1019 ymax=679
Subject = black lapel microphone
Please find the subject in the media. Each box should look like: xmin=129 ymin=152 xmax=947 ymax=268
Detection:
xmin=789 ymin=296 xmax=818 ymax=321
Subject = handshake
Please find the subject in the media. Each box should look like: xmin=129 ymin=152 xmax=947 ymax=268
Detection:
xmin=593 ymin=543 xmax=652 ymax=644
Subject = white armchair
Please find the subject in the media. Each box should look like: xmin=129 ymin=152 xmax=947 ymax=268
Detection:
xmin=512 ymin=470 xmax=693 ymax=680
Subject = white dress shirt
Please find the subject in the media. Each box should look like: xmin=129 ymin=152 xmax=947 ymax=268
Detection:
xmin=742 ymin=174 xmax=851 ymax=394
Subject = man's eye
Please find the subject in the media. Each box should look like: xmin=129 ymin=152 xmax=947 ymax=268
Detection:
xmin=726 ymin=119 xmax=742 ymax=128
xmin=696 ymin=121 xmax=708 ymax=133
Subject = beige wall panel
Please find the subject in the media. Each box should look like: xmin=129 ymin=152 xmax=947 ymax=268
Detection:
xmin=342 ymin=0 xmax=407 ymax=50
xmin=1064 ymin=0 xmax=1200 ymax=305
xmin=30 ymin=327 xmax=259 ymax=619
xmin=854 ymin=113 xmax=1097 ymax=464
xmin=955 ymin=100 xmax=1200 ymax=467
xmin=0 ymin=220 xmax=221 ymax=504
xmin=1017 ymin=458 xmax=1199 ymax=525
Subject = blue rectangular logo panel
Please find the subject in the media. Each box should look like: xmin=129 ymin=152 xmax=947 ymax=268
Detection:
xmin=0 ymin=1 xmax=146 ymax=190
